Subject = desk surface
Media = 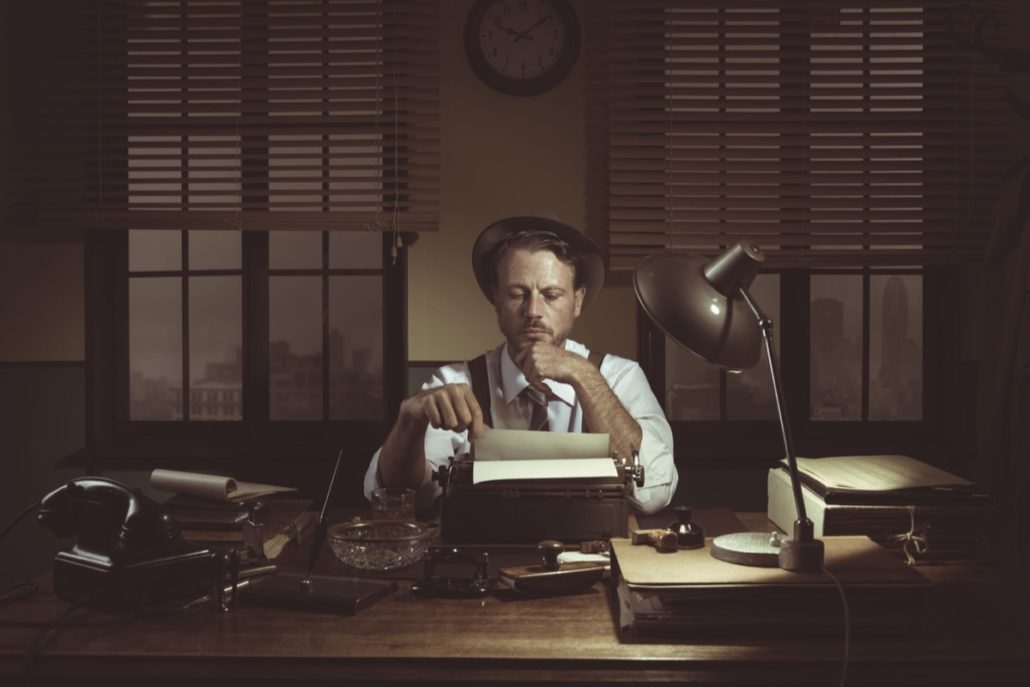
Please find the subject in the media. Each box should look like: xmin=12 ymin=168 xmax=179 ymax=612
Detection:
xmin=1 ymin=512 xmax=1027 ymax=686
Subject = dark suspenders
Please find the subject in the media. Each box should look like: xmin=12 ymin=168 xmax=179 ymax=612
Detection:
xmin=468 ymin=354 xmax=493 ymax=428
xmin=467 ymin=350 xmax=606 ymax=427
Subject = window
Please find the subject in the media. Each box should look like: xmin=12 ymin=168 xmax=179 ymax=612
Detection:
xmin=598 ymin=1 xmax=1010 ymax=462
xmin=85 ymin=228 xmax=406 ymax=465
xmin=639 ymin=266 xmax=954 ymax=463
xmin=126 ymin=230 xmax=387 ymax=424
xmin=69 ymin=0 xmax=438 ymax=465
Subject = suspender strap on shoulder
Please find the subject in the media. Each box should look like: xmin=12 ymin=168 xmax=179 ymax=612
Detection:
xmin=467 ymin=354 xmax=493 ymax=428
xmin=467 ymin=350 xmax=605 ymax=430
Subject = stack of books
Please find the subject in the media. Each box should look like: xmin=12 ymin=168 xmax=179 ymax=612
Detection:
xmin=612 ymin=536 xmax=929 ymax=637
xmin=768 ymin=455 xmax=995 ymax=563
xmin=151 ymin=469 xmax=316 ymax=562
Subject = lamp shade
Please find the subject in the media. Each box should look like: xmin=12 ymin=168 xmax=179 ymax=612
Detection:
xmin=633 ymin=242 xmax=765 ymax=372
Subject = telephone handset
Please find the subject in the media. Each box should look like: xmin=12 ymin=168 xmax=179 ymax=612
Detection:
xmin=38 ymin=477 xmax=182 ymax=561
xmin=38 ymin=477 xmax=222 ymax=608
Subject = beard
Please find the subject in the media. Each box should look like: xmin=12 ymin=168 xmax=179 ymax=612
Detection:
xmin=509 ymin=320 xmax=568 ymax=350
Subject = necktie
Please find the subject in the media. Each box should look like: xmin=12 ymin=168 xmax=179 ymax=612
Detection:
xmin=522 ymin=386 xmax=550 ymax=431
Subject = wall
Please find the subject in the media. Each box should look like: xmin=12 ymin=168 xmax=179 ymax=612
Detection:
xmin=0 ymin=244 xmax=86 ymax=586
xmin=0 ymin=242 xmax=84 ymax=361
xmin=4 ymin=2 xmax=1027 ymax=584
xmin=408 ymin=0 xmax=637 ymax=362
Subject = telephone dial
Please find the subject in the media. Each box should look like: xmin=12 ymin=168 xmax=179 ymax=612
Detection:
xmin=38 ymin=477 xmax=223 ymax=609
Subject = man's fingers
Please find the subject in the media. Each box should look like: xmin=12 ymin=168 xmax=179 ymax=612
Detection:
xmin=437 ymin=394 xmax=459 ymax=429
xmin=420 ymin=383 xmax=484 ymax=433
xmin=422 ymin=395 xmax=443 ymax=429
xmin=447 ymin=385 xmax=473 ymax=428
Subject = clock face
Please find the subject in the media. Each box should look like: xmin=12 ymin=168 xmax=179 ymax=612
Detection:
xmin=465 ymin=0 xmax=580 ymax=96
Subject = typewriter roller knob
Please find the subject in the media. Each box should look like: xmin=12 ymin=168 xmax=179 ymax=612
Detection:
xmin=615 ymin=450 xmax=646 ymax=489
xmin=538 ymin=540 xmax=564 ymax=571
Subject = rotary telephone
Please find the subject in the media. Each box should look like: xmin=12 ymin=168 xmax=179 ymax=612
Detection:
xmin=37 ymin=477 xmax=222 ymax=608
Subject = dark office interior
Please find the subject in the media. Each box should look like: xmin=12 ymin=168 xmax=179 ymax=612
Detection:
xmin=1 ymin=1 xmax=1029 ymax=684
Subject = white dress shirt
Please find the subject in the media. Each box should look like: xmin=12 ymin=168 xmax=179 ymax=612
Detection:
xmin=364 ymin=339 xmax=678 ymax=515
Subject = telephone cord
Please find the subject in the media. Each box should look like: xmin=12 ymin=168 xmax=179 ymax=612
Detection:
xmin=0 ymin=501 xmax=40 ymax=542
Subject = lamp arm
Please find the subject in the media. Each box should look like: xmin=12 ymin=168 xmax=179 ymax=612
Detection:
xmin=736 ymin=286 xmax=808 ymax=526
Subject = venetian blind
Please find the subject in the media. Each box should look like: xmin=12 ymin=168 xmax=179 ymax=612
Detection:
xmin=601 ymin=0 xmax=1011 ymax=268
xmin=22 ymin=0 xmax=440 ymax=234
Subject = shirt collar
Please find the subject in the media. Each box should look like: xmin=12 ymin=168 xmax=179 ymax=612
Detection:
xmin=500 ymin=341 xmax=579 ymax=408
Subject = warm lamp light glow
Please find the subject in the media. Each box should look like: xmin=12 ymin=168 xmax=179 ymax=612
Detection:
xmin=634 ymin=240 xmax=824 ymax=572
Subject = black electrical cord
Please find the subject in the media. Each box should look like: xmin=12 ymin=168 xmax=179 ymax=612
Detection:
xmin=0 ymin=582 xmax=39 ymax=605
xmin=0 ymin=501 xmax=40 ymax=541
xmin=0 ymin=501 xmax=42 ymax=608
xmin=22 ymin=593 xmax=97 ymax=687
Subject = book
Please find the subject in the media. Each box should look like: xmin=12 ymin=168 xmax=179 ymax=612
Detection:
xmin=151 ymin=468 xmax=296 ymax=502
xmin=173 ymin=508 xmax=253 ymax=529
xmin=178 ymin=498 xmax=316 ymax=561
xmin=164 ymin=495 xmax=268 ymax=530
xmin=164 ymin=493 xmax=268 ymax=512
xmin=612 ymin=535 xmax=929 ymax=637
xmin=768 ymin=466 xmax=995 ymax=562
xmin=787 ymin=455 xmax=992 ymax=507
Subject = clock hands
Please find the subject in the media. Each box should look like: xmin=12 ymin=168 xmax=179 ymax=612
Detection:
xmin=519 ymin=14 xmax=554 ymax=39
xmin=496 ymin=14 xmax=555 ymax=43
xmin=498 ymin=25 xmax=523 ymax=40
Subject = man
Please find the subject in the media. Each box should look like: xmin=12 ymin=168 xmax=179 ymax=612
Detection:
xmin=363 ymin=216 xmax=677 ymax=515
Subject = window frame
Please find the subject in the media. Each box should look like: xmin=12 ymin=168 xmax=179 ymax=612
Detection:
xmin=79 ymin=228 xmax=407 ymax=474
xmin=636 ymin=264 xmax=962 ymax=469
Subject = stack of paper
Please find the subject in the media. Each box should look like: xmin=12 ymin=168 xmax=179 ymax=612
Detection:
xmin=151 ymin=468 xmax=297 ymax=502
xmin=151 ymin=469 xmax=312 ymax=561
xmin=471 ymin=429 xmax=615 ymax=485
xmin=613 ymin=536 xmax=929 ymax=637
xmin=768 ymin=456 xmax=995 ymax=562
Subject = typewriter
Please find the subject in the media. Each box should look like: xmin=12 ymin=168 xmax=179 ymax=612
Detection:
xmin=437 ymin=446 xmax=644 ymax=544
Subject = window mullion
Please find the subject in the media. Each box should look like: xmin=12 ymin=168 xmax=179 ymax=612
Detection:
xmin=862 ymin=270 xmax=871 ymax=420
xmin=243 ymin=231 xmax=269 ymax=427
xmin=779 ymin=269 xmax=809 ymax=434
xmin=322 ymin=232 xmax=330 ymax=421
xmin=181 ymin=232 xmax=190 ymax=421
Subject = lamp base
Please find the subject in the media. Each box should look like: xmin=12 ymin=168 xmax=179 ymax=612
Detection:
xmin=778 ymin=535 xmax=825 ymax=572
xmin=711 ymin=530 xmax=826 ymax=572
xmin=710 ymin=532 xmax=780 ymax=567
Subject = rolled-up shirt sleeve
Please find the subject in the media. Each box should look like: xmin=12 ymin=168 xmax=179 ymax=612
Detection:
xmin=364 ymin=351 xmax=676 ymax=516
xmin=603 ymin=358 xmax=678 ymax=515
xmin=363 ymin=363 xmax=473 ymax=512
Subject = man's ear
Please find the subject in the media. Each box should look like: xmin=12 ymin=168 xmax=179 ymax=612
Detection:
xmin=573 ymin=286 xmax=586 ymax=317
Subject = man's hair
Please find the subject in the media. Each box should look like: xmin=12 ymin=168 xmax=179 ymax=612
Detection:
xmin=486 ymin=228 xmax=584 ymax=299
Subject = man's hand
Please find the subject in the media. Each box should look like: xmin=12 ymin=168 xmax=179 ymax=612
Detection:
xmin=401 ymin=383 xmax=488 ymax=439
xmin=513 ymin=342 xmax=590 ymax=391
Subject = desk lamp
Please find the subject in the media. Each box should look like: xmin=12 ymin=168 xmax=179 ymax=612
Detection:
xmin=634 ymin=241 xmax=824 ymax=572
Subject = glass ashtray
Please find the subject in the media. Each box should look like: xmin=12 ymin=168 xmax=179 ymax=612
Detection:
xmin=328 ymin=519 xmax=438 ymax=571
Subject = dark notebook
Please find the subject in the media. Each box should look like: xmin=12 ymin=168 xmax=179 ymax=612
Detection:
xmin=240 ymin=573 xmax=397 ymax=615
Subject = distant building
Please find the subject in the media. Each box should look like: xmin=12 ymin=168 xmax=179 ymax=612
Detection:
xmin=873 ymin=276 xmax=921 ymax=419
xmin=810 ymin=297 xmax=861 ymax=420
xmin=131 ymin=330 xmax=381 ymax=421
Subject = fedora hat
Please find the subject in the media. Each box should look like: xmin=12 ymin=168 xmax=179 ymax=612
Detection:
xmin=471 ymin=215 xmax=606 ymax=310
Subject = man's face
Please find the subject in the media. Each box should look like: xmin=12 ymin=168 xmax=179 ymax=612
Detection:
xmin=493 ymin=247 xmax=585 ymax=351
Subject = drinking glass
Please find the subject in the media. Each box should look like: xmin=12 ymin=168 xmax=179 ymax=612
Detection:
xmin=371 ymin=487 xmax=415 ymax=522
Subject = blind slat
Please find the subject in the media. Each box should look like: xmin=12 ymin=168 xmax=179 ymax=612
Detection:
xmin=598 ymin=0 xmax=1011 ymax=267
xmin=9 ymin=0 xmax=440 ymax=234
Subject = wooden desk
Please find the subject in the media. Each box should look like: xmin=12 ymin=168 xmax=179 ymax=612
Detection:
xmin=1 ymin=513 xmax=1027 ymax=686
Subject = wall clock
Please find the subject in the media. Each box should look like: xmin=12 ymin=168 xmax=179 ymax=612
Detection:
xmin=464 ymin=0 xmax=581 ymax=97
